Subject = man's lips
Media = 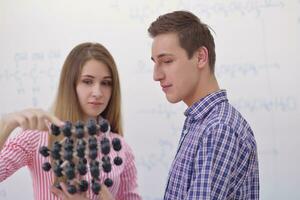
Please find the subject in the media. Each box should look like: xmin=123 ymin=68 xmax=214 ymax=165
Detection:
xmin=161 ymin=84 xmax=172 ymax=92
xmin=161 ymin=84 xmax=172 ymax=89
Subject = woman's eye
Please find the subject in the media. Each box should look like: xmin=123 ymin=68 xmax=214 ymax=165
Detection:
xmin=101 ymin=80 xmax=112 ymax=86
xmin=82 ymin=79 xmax=93 ymax=85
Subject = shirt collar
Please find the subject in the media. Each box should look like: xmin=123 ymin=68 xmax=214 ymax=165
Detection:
xmin=184 ymin=89 xmax=228 ymax=120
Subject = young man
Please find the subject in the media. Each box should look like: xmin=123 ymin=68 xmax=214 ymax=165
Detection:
xmin=148 ymin=11 xmax=259 ymax=200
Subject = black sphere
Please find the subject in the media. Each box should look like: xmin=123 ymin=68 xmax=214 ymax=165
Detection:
xmin=112 ymin=138 xmax=122 ymax=151
xmin=42 ymin=162 xmax=51 ymax=171
xmin=114 ymin=156 xmax=123 ymax=166
xmin=77 ymin=162 xmax=87 ymax=176
xmin=79 ymin=180 xmax=89 ymax=192
xmin=102 ymin=162 xmax=112 ymax=173
xmin=89 ymin=149 xmax=98 ymax=160
xmin=52 ymin=141 xmax=62 ymax=151
xmin=90 ymin=165 xmax=100 ymax=178
xmin=62 ymin=121 xmax=72 ymax=137
xmin=64 ymin=150 xmax=73 ymax=161
xmin=92 ymin=181 xmax=101 ymax=195
xmin=67 ymin=184 xmax=77 ymax=194
xmin=89 ymin=136 xmax=98 ymax=149
xmin=87 ymin=119 xmax=97 ymax=135
xmin=39 ymin=146 xmax=49 ymax=157
xmin=100 ymin=138 xmax=110 ymax=155
xmin=65 ymin=165 xmax=75 ymax=180
xmin=76 ymin=145 xmax=85 ymax=158
xmin=99 ymin=119 xmax=109 ymax=133
xmin=51 ymin=148 xmax=61 ymax=160
xmin=50 ymin=124 xmax=60 ymax=136
xmin=53 ymin=164 xmax=63 ymax=177
xmin=104 ymin=178 xmax=113 ymax=187
xmin=76 ymin=128 xmax=84 ymax=139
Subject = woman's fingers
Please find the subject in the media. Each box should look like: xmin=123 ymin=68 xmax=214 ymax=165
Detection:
xmin=16 ymin=108 xmax=64 ymax=131
xmin=50 ymin=185 xmax=65 ymax=199
xmin=59 ymin=182 xmax=72 ymax=198
xmin=51 ymin=183 xmax=72 ymax=199
xmin=46 ymin=114 xmax=65 ymax=127
xmin=25 ymin=110 xmax=38 ymax=130
xmin=15 ymin=113 xmax=29 ymax=130
xmin=2 ymin=108 xmax=64 ymax=132
xmin=53 ymin=183 xmax=114 ymax=200
xmin=30 ymin=109 xmax=63 ymax=130
xmin=99 ymin=184 xmax=114 ymax=200
xmin=51 ymin=182 xmax=90 ymax=200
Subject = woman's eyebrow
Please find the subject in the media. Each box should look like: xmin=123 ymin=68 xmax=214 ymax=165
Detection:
xmin=81 ymin=74 xmax=112 ymax=79
xmin=103 ymin=76 xmax=112 ymax=79
xmin=81 ymin=74 xmax=95 ymax=78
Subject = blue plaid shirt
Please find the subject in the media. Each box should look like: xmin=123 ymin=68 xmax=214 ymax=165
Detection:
xmin=164 ymin=90 xmax=259 ymax=200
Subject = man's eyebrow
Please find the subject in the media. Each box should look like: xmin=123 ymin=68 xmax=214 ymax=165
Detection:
xmin=151 ymin=53 xmax=174 ymax=61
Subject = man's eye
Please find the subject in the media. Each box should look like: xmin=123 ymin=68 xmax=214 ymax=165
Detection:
xmin=164 ymin=60 xmax=173 ymax=64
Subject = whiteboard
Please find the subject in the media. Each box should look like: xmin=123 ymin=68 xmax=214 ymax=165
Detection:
xmin=0 ymin=0 xmax=299 ymax=199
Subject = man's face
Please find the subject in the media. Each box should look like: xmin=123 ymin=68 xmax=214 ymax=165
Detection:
xmin=151 ymin=33 xmax=201 ymax=106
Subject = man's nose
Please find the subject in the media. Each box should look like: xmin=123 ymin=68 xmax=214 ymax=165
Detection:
xmin=153 ymin=64 xmax=165 ymax=81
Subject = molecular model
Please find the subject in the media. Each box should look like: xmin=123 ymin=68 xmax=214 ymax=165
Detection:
xmin=39 ymin=118 xmax=123 ymax=195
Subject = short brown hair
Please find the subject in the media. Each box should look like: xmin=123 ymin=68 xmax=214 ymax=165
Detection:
xmin=148 ymin=10 xmax=216 ymax=72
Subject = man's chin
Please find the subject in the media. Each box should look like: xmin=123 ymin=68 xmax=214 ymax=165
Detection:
xmin=166 ymin=95 xmax=181 ymax=104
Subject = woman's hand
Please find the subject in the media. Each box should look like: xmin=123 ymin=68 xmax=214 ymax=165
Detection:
xmin=51 ymin=183 xmax=90 ymax=200
xmin=0 ymin=108 xmax=64 ymax=150
xmin=99 ymin=184 xmax=115 ymax=200
xmin=51 ymin=183 xmax=115 ymax=200
xmin=2 ymin=108 xmax=64 ymax=132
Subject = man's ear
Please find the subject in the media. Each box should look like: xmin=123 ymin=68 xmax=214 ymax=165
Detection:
xmin=196 ymin=46 xmax=209 ymax=69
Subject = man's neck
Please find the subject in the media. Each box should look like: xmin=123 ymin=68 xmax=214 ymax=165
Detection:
xmin=184 ymin=74 xmax=220 ymax=107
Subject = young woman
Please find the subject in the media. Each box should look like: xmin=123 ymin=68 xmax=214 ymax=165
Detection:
xmin=0 ymin=42 xmax=141 ymax=200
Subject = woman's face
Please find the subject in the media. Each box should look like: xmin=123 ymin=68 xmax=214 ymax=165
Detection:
xmin=76 ymin=59 xmax=112 ymax=121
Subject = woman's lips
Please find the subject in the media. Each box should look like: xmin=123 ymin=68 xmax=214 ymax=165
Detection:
xmin=88 ymin=102 xmax=103 ymax=106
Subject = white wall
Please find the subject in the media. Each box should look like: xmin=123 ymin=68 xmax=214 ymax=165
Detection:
xmin=0 ymin=0 xmax=299 ymax=199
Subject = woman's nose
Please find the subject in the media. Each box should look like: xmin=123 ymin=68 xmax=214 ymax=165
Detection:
xmin=91 ymin=84 xmax=102 ymax=97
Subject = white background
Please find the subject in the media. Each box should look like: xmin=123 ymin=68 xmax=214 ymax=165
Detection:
xmin=0 ymin=0 xmax=299 ymax=199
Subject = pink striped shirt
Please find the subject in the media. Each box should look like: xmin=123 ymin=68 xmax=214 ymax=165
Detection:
xmin=0 ymin=130 xmax=141 ymax=200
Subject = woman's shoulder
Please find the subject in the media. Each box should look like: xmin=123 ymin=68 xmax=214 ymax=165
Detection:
xmin=109 ymin=131 xmax=123 ymax=139
xmin=109 ymin=132 xmax=126 ymax=145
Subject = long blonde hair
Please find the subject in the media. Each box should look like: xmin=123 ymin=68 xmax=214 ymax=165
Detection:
xmin=51 ymin=42 xmax=123 ymax=141
xmin=49 ymin=43 xmax=122 ymax=185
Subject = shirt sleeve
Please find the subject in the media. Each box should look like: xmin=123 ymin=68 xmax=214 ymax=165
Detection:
xmin=115 ymin=140 xmax=142 ymax=200
xmin=186 ymin=124 xmax=252 ymax=200
xmin=0 ymin=130 xmax=40 ymax=182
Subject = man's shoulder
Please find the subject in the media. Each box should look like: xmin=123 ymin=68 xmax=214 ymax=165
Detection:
xmin=201 ymin=102 xmax=256 ymax=146
xmin=205 ymin=101 xmax=250 ymax=130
